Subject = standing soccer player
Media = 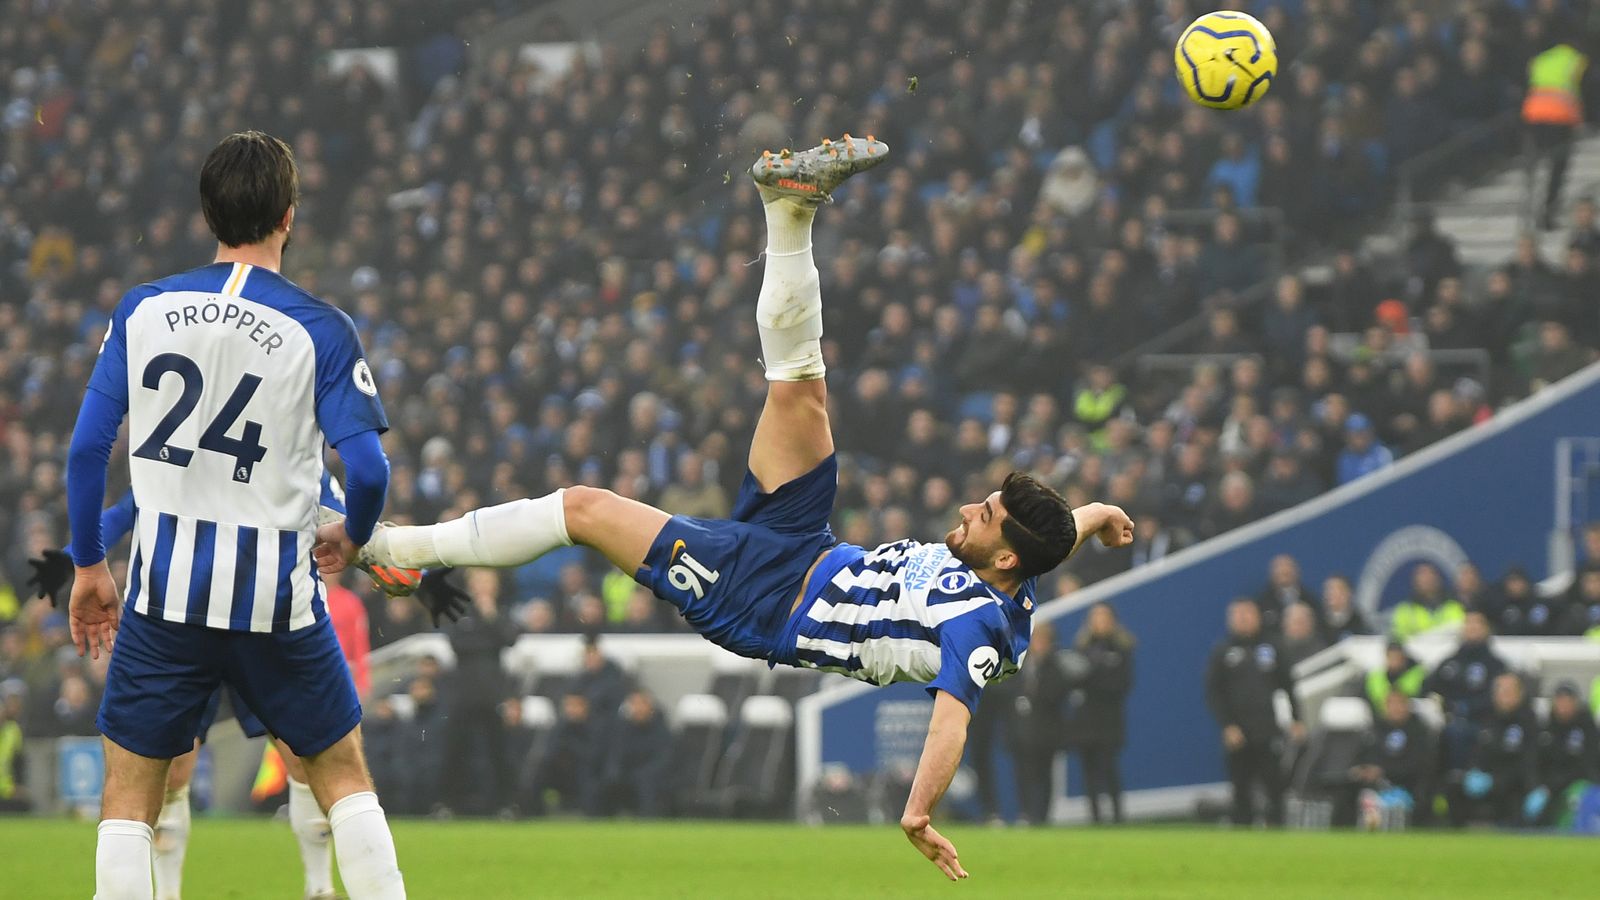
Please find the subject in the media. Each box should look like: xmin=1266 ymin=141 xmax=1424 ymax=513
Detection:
xmin=67 ymin=132 xmax=406 ymax=899
xmin=323 ymin=136 xmax=1135 ymax=880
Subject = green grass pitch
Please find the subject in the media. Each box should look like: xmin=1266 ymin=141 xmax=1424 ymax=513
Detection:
xmin=5 ymin=818 xmax=1597 ymax=898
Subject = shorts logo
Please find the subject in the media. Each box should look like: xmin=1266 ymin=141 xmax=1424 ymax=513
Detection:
xmin=967 ymin=647 xmax=1001 ymax=686
xmin=667 ymin=544 xmax=720 ymax=600
xmin=353 ymin=359 xmax=377 ymax=396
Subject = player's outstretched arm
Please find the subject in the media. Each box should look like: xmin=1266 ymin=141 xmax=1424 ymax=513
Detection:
xmin=901 ymin=690 xmax=972 ymax=882
xmin=1070 ymin=502 xmax=1136 ymax=554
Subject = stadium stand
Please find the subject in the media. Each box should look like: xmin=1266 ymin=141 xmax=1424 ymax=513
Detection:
xmin=5 ymin=0 xmax=1600 ymax=824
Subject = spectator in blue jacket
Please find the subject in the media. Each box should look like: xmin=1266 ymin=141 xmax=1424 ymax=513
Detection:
xmin=1337 ymin=414 xmax=1395 ymax=485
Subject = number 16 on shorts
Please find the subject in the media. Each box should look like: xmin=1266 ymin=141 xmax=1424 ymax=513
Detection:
xmin=668 ymin=549 xmax=720 ymax=599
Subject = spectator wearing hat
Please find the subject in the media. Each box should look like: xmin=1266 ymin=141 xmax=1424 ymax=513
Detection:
xmin=1532 ymin=683 xmax=1600 ymax=825
xmin=1336 ymin=413 xmax=1394 ymax=485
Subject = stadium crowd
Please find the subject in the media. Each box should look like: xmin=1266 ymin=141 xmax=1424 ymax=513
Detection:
xmin=0 ymin=0 xmax=1597 ymax=822
xmin=1202 ymin=542 xmax=1600 ymax=831
xmin=2 ymin=0 xmax=1588 ymax=640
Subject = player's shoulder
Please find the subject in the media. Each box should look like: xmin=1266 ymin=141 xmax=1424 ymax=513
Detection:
xmin=119 ymin=263 xmax=227 ymax=312
xmin=246 ymin=269 xmax=361 ymax=342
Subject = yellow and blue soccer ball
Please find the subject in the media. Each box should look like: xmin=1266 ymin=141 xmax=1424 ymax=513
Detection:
xmin=1174 ymin=10 xmax=1277 ymax=110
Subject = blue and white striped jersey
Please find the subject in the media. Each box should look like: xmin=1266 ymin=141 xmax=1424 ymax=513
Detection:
xmin=779 ymin=539 xmax=1035 ymax=712
xmin=86 ymin=262 xmax=386 ymax=633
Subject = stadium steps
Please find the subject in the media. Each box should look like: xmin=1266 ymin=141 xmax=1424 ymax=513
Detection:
xmin=1420 ymin=130 xmax=1600 ymax=265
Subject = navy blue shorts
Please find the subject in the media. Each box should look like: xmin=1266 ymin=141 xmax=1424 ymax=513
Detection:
xmin=196 ymin=686 xmax=268 ymax=744
xmin=637 ymin=454 xmax=838 ymax=659
xmin=98 ymin=611 xmax=359 ymax=759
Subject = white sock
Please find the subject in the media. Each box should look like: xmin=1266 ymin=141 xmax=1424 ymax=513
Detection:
xmin=152 ymin=786 xmax=190 ymax=900
xmin=327 ymin=792 xmax=405 ymax=899
xmin=289 ymin=778 xmax=336 ymax=897
xmin=757 ymin=196 xmax=825 ymax=381
xmin=379 ymin=492 xmax=571 ymax=569
xmin=96 ymin=819 xmax=154 ymax=900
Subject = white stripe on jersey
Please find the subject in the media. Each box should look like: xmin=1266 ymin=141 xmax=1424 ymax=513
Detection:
xmin=250 ymin=529 xmax=280 ymax=633
xmin=161 ymin=517 xmax=197 ymax=624
xmin=207 ymin=521 xmax=239 ymax=629
xmin=794 ymin=635 xmax=944 ymax=684
xmin=288 ymin=531 xmax=317 ymax=631
xmin=132 ymin=508 xmax=158 ymax=617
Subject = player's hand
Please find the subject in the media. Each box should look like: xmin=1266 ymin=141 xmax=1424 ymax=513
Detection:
xmin=68 ymin=561 xmax=120 ymax=660
xmin=27 ymin=548 xmax=74 ymax=606
xmin=1095 ymin=504 xmax=1135 ymax=548
xmin=1289 ymin=721 xmax=1307 ymax=743
xmin=1222 ymin=724 xmax=1245 ymax=750
xmin=901 ymin=814 xmax=968 ymax=881
xmin=313 ymin=521 xmax=358 ymax=577
xmin=416 ymin=568 xmax=470 ymax=627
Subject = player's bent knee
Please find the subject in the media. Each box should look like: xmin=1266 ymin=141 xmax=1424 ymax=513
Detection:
xmin=562 ymin=484 xmax=616 ymax=535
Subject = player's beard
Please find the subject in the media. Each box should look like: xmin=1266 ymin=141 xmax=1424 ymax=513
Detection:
xmin=946 ymin=524 xmax=994 ymax=570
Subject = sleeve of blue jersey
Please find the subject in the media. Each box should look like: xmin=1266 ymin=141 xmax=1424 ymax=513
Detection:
xmin=926 ymin=605 xmax=1006 ymax=715
xmin=66 ymin=387 xmax=128 ymax=566
xmin=83 ymin=291 xmax=141 ymax=407
xmin=311 ymin=307 xmax=388 ymax=446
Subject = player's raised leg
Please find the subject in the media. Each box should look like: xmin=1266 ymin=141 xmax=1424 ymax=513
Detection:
xmin=747 ymin=135 xmax=887 ymax=491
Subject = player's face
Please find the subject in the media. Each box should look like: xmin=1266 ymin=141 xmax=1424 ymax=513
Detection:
xmin=947 ymin=491 xmax=1006 ymax=567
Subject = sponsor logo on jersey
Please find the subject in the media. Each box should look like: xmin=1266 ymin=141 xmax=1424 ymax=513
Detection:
xmin=967 ymin=646 xmax=1001 ymax=686
xmin=902 ymin=545 xmax=950 ymax=592
xmin=938 ymin=570 xmax=976 ymax=593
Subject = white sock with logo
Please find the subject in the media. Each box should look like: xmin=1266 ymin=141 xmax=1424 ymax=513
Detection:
xmin=152 ymin=785 xmax=190 ymax=900
xmin=757 ymin=196 xmax=825 ymax=381
xmin=327 ymin=792 xmax=405 ymax=899
xmin=96 ymin=819 xmax=154 ymax=900
xmin=378 ymin=492 xmax=572 ymax=570
xmin=289 ymin=778 xmax=336 ymax=897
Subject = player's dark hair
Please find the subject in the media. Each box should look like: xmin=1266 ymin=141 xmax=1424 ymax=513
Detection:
xmin=199 ymin=131 xmax=299 ymax=248
xmin=998 ymin=472 xmax=1077 ymax=580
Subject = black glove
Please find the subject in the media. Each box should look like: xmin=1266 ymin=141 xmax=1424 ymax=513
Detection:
xmin=415 ymin=568 xmax=470 ymax=628
xmin=27 ymin=548 xmax=74 ymax=608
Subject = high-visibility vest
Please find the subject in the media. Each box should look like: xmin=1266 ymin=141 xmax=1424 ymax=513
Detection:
xmin=1524 ymin=44 xmax=1587 ymax=126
